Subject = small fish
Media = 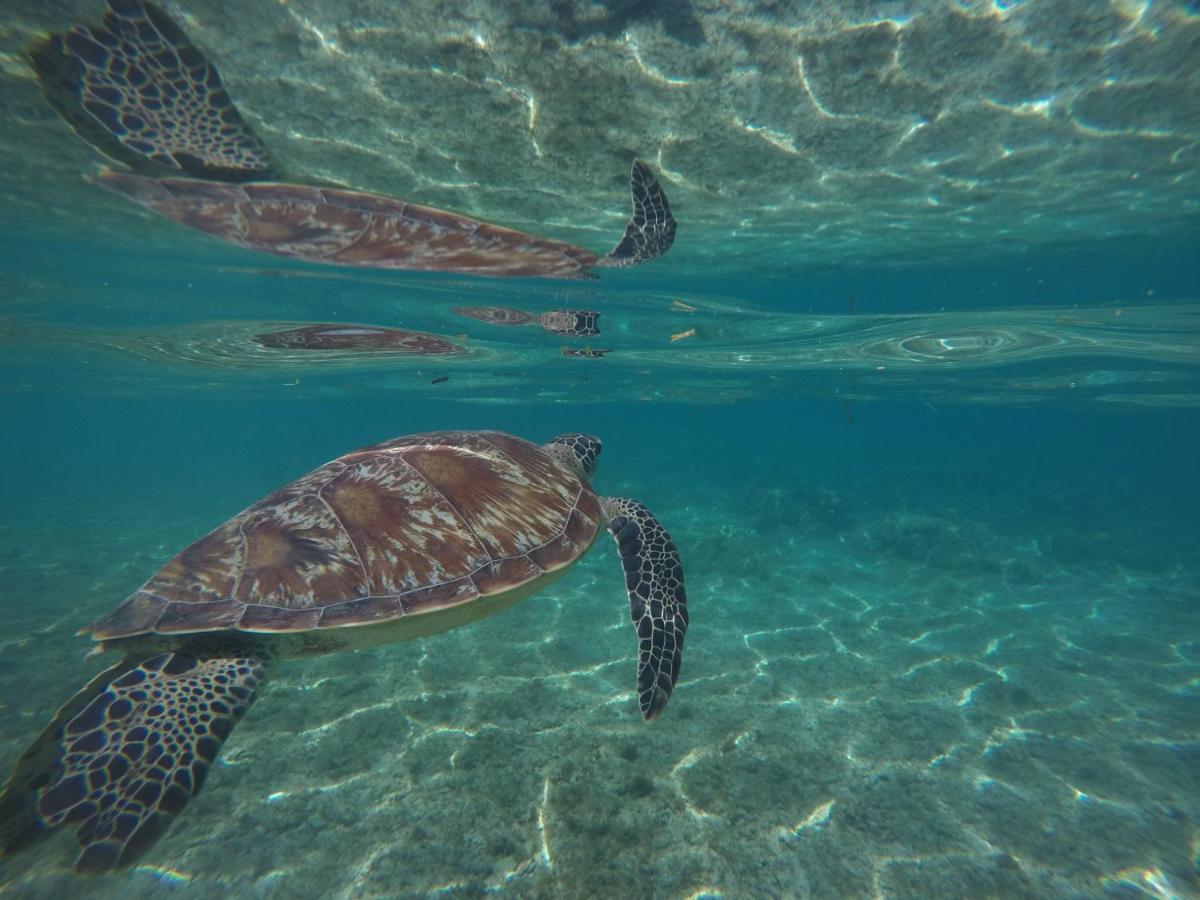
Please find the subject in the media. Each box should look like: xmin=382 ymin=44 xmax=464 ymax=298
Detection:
xmin=671 ymin=299 xmax=697 ymax=312
xmin=431 ymin=375 xmax=449 ymax=384
xmin=670 ymin=328 xmax=696 ymax=342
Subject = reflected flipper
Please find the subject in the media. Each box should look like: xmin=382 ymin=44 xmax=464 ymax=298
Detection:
xmin=28 ymin=0 xmax=273 ymax=180
xmin=599 ymin=161 xmax=678 ymax=268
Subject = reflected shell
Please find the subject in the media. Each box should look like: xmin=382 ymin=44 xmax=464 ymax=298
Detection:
xmin=252 ymin=324 xmax=462 ymax=354
xmin=93 ymin=172 xmax=601 ymax=279
xmin=453 ymin=305 xmax=535 ymax=326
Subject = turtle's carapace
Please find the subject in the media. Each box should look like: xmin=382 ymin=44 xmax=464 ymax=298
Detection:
xmin=0 ymin=432 xmax=687 ymax=873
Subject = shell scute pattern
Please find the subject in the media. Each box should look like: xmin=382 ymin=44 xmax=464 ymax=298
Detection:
xmin=142 ymin=518 xmax=242 ymax=604
xmin=319 ymin=455 xmax=490 ymax=596
xmin=87 ymin=432 xmax=598 ymax=641
xmin=402 ymin=434 xmax=574 ymax=560
xmin=237 ymin=604 xmax=321 ymax=633
xmin=470 ymin=556 xmax=544 ymax=597
xmin=232 ymin=491 xmax=367 ymax=607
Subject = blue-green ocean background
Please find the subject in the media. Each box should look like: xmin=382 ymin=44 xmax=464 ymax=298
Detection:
xmin=3 ymin=0 xmax=1200 ymax=897
xmin=2 ymin=228 xmax=1199 ymax=899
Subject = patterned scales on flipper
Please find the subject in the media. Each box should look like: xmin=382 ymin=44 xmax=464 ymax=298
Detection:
xmin=30 ymin=0 xmax=271 ymax=179
xmin=600 ymin=498 xmax=688 ymax=720
xmin=597 ymin=161 xmax=677 ymax=268
xmin=536 ymin=310 xmax=600 ymax=337
xmin=19 ymin=652 xmax=263 ymax=873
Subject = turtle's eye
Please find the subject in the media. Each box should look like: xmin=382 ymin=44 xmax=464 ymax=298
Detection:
xmin=550 ymin=433 xmax=601 ymax=478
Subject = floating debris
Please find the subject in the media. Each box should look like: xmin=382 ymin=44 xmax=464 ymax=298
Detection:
xmin=670 ymin=328 xmax=696 ymax=342
xmin=253 ymin=324 xmax=461 ymax=354
xmin=671 ymin=299 xmax=697 ymax=313
xmin=431 ymin=375 xmax=449 ymax=385
xmin=561 ymin=346 xmax=612 ymax=358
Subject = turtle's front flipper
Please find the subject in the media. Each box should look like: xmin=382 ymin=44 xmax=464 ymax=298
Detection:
xmin=28 ymin=0 xmax=272 ymax=180
xmin=601 ymin=498 xmax=688 ymax=720
xmin=597 ymin=161 xmax=678 ymax=268
xmin=0 ymin=649 xmax=266 ymax=873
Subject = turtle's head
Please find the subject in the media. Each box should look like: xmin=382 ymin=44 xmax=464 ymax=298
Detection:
xmin=547 ymin=433 xmax=602 ymax=479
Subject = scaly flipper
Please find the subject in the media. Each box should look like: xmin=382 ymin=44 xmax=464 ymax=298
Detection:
xmin=0 ymin=649 xmax=266 ymax=873
xmin=28 ymin=0 xmax=272 ymax=180
xmin=536 ymin=310 xmax=601 ymax=337
xmin=600 ymin=497 xmax=688 ymax=720
xmin=598 ymin=161 xmax=678 ymax=268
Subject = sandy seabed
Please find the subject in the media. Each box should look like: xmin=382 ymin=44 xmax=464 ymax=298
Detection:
xmin=0 ymin=470 xmax=1197 ymax=899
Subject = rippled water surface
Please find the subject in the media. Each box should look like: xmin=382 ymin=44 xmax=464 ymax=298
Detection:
xmin=2 ymin=1 xmax=1199 ymax=898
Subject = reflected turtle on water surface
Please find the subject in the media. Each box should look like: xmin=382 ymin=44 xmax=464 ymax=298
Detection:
xmin=30 ymin=0 xmax=677 ymax=279
xmin=0 ymin=432 xmax=687 ymax=873
xmin=454 ymin=305 xmax=601 ymax=336
xmin=252 ymin=323 xmax=462 ymax=354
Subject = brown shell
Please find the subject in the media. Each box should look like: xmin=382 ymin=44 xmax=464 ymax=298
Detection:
xmin=252 ymin=323 xmax=462 ymax=354
xmin=92 ymin=171 xmax=600 ymax=278
xmin=452 ymin=305 xmax=535 ymax=327
xmin=89 ymin=432 xmax=601 ymax=640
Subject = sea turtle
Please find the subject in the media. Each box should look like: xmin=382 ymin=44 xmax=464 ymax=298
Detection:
xmin=454 ymin=306 xmax=601 ymax=337
xmin=0 ymin=431 xmax=687 ymax=874
xmin=30 ymin=0 xmax=677 ymax=279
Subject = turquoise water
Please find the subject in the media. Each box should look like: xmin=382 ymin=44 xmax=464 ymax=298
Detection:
xmin=3 ymin=1 xmax=1200 ymax=897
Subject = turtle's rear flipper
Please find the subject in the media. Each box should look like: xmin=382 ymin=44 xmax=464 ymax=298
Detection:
xmin=597 ymin=161 xmax=677 ymax=268
xmin=29 ymin=0 xmax=272 ymax=180
xmin=601 ymin=498 xmax=688 ymax=720
xmin=0 ymin=650 xmax=266 ymax=874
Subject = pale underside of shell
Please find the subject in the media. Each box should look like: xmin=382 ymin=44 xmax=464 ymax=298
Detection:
xmin=93 ymin=172 xmax=602 ymax=278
